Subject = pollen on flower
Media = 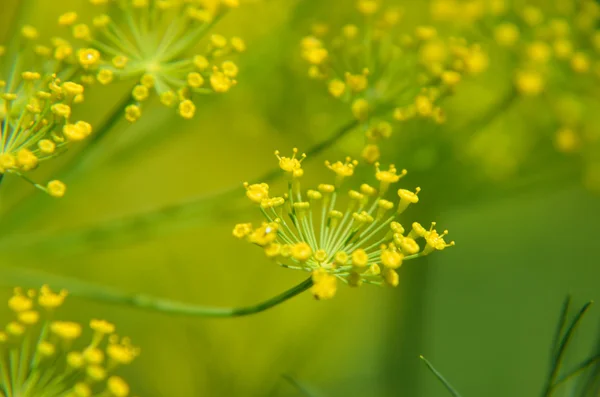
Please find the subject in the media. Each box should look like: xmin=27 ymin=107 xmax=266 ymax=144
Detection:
xmin=326 ymin=157 xmax=358 ymax=185
xmin=244 ymin=182 xmax=269 ymax=203
xmin=0 ymin=285 xmax=139 ymax=395
xmin=311 ymin=269 xmax=337 ymax=300
xmin=178 ymin=100 xmax=196 ymax=119
xmin=275 ymin=148 xmax=306 ymax=177
xmin=234 ymin=150 xmax=453 ymax=299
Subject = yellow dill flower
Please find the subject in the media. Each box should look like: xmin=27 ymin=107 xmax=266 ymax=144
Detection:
xmin=233 ymin=149 xmax=454 ymax=300
xmin=0 ymin=38 xmax=91 ymax=195
xmin=61 ymin=0 xmax=243 ymax=121
xmin=299 ymin=3 xmax=486 ymax=163
xmin=0 ymin=285 xmax=140 ymax=396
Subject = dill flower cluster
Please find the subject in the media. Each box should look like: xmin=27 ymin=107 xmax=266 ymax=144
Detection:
xmin=233 ymin=149 xmax=454 ymax=300
xmin=0 ymin=285 xmax=139 ymax=397
xmin=58 ymin=0 xmax=244 ymax=122
xmin=0 ymin=30 xmax=93 ymax=197
xmin=300 ymin=0 xmax=488 ymax=164
xmin=430 ymin=0 xmax=600 ymax=189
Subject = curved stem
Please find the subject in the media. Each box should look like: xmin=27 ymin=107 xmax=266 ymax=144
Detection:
xmin=0 ymin=266 xmax=313 ymax=317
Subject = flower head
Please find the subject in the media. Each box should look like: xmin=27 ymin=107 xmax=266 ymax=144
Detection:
xmin=300 ymin=3 xmax=487 ymax=163
xmin=60 ymin=1 xmax=243 ymax=121
xmin=0 ymin=285 xmax=140 ymax=396
xmin=233 ymin=149 xmax=454 ymax=300
xmin=0 ymin=33 xmax=91 ymax=195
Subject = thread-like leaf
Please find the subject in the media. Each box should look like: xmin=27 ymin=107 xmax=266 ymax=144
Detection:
xmin=282 ymin=375 xmax=320 ymax=397
xmin=542 ymin=301 xmax=594 ymax=397
xmin=420 ymin=356 xmax=464 ymax=397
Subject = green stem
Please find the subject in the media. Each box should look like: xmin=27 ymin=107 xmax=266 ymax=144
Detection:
xmin=0 ymin=266 xmax=313 ymax=317
xmin=419 ymin=356 xmax=464 ymax=397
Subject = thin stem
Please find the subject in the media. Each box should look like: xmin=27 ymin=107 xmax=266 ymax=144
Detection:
xmin=542 ymin=301 xmax=594 ymax=397
xmin=420 ymin=356 xmax=464 ymax=397
xmin=550 ymin=296 xmax=572 ymax=367
xmin=0 ymin=266 xmax=313 ymax=318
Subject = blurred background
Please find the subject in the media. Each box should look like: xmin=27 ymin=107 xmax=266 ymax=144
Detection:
xmin=0 ymin=0 xmax=599 ymax=396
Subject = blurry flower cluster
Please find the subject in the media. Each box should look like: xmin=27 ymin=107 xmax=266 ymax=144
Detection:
xmin=0 ymin=285 xmax=139 ymax=397
xmin=431 ymin=0 xmax=600 ymax=189
xmin=56 ymin=0 xmax=244 ymax=122
xmin=300 ymin=0 xmax=488 ymax=164
xmin=233 ymin=149 xmax=453 ymax=299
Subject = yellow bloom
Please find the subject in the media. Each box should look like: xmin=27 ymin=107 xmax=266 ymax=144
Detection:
xmin=0 ymin=286 xmax=139 ymax=396
xmin=234 ymin=150 xmax=453 ymax=298
xmin=275 ymin=148 xmax=306 ymax=178
xmin=0 ymin=41 xmax=90 ymax=194
xmin=515 ymin=70 xmax=545 ymax=95
xmin=64 ymin=0 xmax=243 ymax=120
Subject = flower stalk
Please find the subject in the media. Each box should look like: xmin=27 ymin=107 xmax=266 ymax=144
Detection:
xmin=0 ymin=266 xmax=313 ymax=318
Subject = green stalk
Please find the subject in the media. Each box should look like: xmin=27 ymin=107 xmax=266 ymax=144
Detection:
xmin=0 ymin=266 xmax=313 ymax=317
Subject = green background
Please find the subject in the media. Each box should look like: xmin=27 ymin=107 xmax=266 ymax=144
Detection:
xmin=0 ymin=0 xmax=598 ymax=396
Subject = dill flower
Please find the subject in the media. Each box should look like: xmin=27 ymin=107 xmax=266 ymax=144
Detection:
xmin=0 ymin=285 xmax=140 ymax=396
xmin=58 ymin=0 xmax=244 ymax=122
xmin=430 ymin=0 xmax=600 ymax=188
xmin=233 ymin=149 xmax=454 ymax=300
xmin=0 ymin=32 xmax=92 ymax=196
xmin=300 ymin=1 xmax=488 ymax=163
